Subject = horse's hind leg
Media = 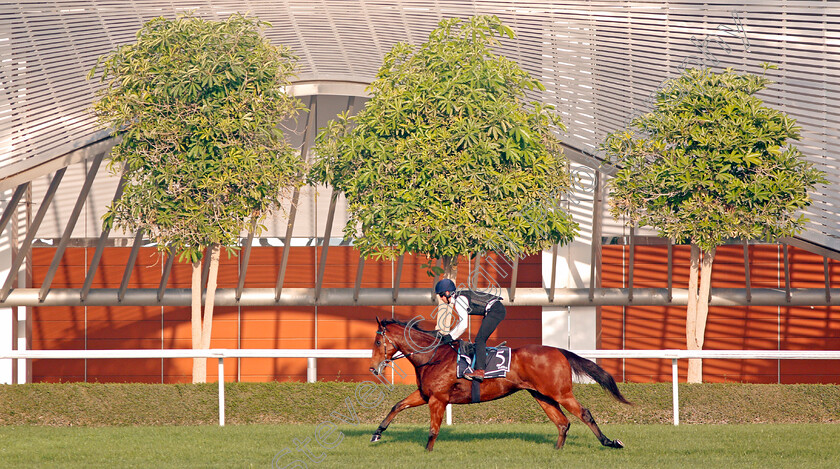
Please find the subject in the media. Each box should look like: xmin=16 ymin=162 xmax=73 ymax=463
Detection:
xmin=527 ymin=390 xmax=570 ymax=449
xmin=425 ymin=396 xmax=447 ymax=451
xmin=557 ymin=394 xmax=623 ymax=449
xmin=371 ymin=390 xmax=428 ymax=442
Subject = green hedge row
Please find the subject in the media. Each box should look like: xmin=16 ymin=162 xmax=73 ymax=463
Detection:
xmin=1 ymin=382 xmax=838 ymax=427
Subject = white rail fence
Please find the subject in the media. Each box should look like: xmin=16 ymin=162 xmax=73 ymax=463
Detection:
xmin=3 ymin=349 xmax=839 ymax=426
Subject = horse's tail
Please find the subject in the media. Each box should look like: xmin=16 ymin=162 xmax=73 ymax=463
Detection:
xmin=560 ymin=349 xmax=632 ymax=405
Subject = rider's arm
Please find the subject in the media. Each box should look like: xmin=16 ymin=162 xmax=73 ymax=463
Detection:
xmin=446 ymin=295 xmax=469 ymax=340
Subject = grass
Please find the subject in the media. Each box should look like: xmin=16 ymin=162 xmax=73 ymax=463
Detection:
xmin=2 ymin=382 xmax=840 ymax=426
xmin=1 ymin=423 xmax=839 ymax=468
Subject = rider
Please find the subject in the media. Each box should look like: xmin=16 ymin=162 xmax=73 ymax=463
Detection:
xmin=433 ymin=278 xmax=506 ymax=382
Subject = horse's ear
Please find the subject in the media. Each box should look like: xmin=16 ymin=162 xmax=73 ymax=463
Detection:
xmin=375 ymin=316 xmax=381 ymax=326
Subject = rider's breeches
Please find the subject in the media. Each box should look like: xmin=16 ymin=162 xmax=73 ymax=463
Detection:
xmin=473 ymin=302 xmax=506 ymax=370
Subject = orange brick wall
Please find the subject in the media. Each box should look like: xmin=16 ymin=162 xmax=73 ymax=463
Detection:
xmin=601 ymin=244 xmax=840 ymax=384
xmin=30 ymin=247 xmax=541 ymax=384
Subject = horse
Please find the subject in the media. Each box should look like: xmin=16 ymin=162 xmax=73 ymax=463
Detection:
xmin=368 ymin=317 xmax=631 ymax=451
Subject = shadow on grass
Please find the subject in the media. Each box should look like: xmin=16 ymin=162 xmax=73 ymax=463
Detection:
xmin=340 ymin=425 xmax=578 ymax=448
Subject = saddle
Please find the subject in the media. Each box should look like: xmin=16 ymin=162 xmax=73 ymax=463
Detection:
xmin=456 ymin=340 xmax=511 ymax=380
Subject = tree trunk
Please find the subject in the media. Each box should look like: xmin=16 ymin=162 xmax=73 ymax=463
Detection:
xmin=686 ymin=245 xmax=700 ymax=383
xmin=441 ymin=255 xmax=458 ymax=281
xmin=199 ymin=244 xmax=221 ymax=379
xmin=686 ymin=245 xmax=716 ymax=383
xmin=190 ymin=244 xmax=221 ymax=384
xmin=191 ymin=257 xmax=204 ymax=383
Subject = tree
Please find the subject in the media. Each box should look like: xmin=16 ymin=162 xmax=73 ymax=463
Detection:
xmin=603 ymin=65 xmax=826 ymax=382
xmin=311 ymin=15 xmax=577 ymax=280
xmin=89 ymin=14 xmax=305 ymax=382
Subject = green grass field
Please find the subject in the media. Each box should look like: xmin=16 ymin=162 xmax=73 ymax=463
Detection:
xmin=2 ymin=423 xmax=839 ymax=468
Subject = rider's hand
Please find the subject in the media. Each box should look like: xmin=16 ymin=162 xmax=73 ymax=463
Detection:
xmin=436 ymin=332 xmax=453 ymax=344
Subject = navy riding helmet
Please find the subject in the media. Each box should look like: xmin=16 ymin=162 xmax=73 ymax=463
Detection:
xmin=434 ymin=278 xmax=456 ymax=296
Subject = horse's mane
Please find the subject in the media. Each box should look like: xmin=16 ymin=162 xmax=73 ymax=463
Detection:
xmin=380 ymin=318 xmax=436 ymax=336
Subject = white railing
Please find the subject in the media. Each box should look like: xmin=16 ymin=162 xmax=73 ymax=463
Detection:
xmin=3 ymin=349 xmax=840 ymax=426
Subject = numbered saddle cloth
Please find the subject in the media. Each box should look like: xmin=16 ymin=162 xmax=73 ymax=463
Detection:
xmin=456 ymin=345 xmax=511 ymax=379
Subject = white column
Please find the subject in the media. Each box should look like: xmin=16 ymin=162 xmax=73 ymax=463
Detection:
xmin=542 ymin=240 xmax=597 ymax=351
xmin=0 ymin=190 xmax=13 ymax=384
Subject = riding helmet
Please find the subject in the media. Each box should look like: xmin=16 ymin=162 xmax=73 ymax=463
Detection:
xmin=434 ymin=278 xmax=456 ymax=295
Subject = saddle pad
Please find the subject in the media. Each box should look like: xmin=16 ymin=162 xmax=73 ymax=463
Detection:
xmin=457 ymin=346 xmax=511 ymax=379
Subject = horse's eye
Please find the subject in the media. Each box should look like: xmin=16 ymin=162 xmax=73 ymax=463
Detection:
xmin=375 ymin=340 xmax=381 ymax=346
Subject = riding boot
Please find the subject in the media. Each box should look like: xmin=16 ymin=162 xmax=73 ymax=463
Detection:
xmin=464 ymin=369 xmax=485 ymax=382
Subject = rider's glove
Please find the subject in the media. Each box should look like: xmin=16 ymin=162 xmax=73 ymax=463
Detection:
xmin=435 ymin=332 xmax=454 ymax=344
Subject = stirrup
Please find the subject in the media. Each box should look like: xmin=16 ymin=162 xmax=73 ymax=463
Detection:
xmin=464 ymin=369 xmax=485 ymax=382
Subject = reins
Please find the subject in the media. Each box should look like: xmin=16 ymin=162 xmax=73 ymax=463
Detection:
xmin=377 ymin=326 xmax=453 ymax=368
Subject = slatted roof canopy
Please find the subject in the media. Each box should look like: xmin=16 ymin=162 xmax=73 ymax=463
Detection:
xmin=2 ymin=1 xmax=840 ymax=303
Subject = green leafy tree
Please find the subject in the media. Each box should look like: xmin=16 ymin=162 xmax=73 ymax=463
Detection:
xmin=311 ymin=15 xmax=577 ymax=280
xmin=89 ymin=14 xmax=305 ymax=382
xmin=603 ymin=65 xmax=826 ymax=382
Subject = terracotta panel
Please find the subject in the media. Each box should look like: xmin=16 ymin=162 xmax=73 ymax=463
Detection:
xmin=781 ymin=337 xmax=840 ymax=349
xmin=81 ymin=306 xmax=162 ymax=322
xmin=86 ymin=358 xmax=161 ymax=377
xmin=31 ymin=306 xmax=87 ymax=322
xmin=780 ymin=374 xmax=840 ymax=384
xmin=704 ymin=318 xmax=778 ymax=339
xmin=86 ymin=338 xmax=162 ymax=349
xmin=162 ymin=307 xmax=192 ymax=322
xmin=750 ymin=245 xmax=782 ymax=264
xmin=240 ymin=319 xmax=314 ymax=339
xmin=86 ymin=321 xmax=162 ymax=340
xmin=601 ymin=245 xmax=627 ymax=265
xmin=704 ymin=337 xmax=778 ymax=350
xmin=623 ymin=336 xmax=686 ymax=350
xmin=779 ymin=359 xmax=840 ymax=377
xmin=31 ymin=339 xmax=85 ymax=350
xmin=239 ymin=338 xmax=315 ymax=349
xmin=710 ymin=262 xmax=748 ymax=288
xmin=30 ymin=320 xmax=87 ymax=340
xmin=162 ymin=323 xmax=192 ymax=342
xmin=32 ymin=359 xmax=84 ymax=378
xmin=789 ymin=265 xmax=832 ymax=288
xmin=239 ymin=307 xmax=316 ymax=321
xmin=316 ymin=319 xmax=378 ymax=340
xmin=239 ymin=357 xmax=308 ymax=376
xmin=706 ymin=306 xmax=778 ymax=320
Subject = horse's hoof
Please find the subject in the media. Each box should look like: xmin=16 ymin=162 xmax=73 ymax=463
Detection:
xmin=612 ymin=439 xmax=624 ymax=449
xmin=370 ymin=433 xmax=381 ymax=443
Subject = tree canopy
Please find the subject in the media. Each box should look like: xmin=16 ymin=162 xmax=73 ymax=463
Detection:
xmin=311 ymin=15 xmax=577 ymax=266
xmin=603 ymin=65 xmax=826 ymax=252
xmin=90 ymin=13 xmax=305 ymax=261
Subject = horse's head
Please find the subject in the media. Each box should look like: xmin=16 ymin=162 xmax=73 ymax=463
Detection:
xmin=369 ymin=316 xmax=400 ymax=376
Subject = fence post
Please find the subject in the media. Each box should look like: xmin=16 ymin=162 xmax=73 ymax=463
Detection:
xmin=218 ymin=357 xmax=225 ymax=427
xmin=307 ymin=357 xmax=317 ymax=383
xmin=672 ymin=358 xmax=679 ymax=426
xmin=446 ymin=403 xmax=452 ymax=425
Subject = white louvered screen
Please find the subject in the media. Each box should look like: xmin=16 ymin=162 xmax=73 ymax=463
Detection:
xmin=3 ymin=1 xmax=839 ymax=248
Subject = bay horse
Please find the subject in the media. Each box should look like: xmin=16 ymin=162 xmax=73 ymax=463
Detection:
xmin=369 ymin=317 xmax=630 ymax=451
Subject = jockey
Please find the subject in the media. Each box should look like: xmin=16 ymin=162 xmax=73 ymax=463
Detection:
xmin=433 ymin=278 xmax=506 ymax=382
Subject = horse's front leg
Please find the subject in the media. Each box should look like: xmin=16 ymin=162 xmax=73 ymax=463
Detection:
xmin=371 ymin=389 xmax=428 ymax=442
xmin=425 ymin=396 xmax=447 ymax=451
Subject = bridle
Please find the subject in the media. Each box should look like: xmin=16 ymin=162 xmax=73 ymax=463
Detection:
xmin=375 ymin=326 xmax=451 ymax=370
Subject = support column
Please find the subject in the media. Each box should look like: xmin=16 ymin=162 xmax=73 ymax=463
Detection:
xmin=0 ymin=189 xmax=13 ymax=384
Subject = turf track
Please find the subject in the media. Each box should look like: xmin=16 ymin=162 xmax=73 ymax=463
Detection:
xmin=2 ymin=423 xmax=839 ymax=468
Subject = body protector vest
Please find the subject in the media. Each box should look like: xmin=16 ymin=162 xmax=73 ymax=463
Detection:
xmin=453 ymin=290 xmax=503 ymax=316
